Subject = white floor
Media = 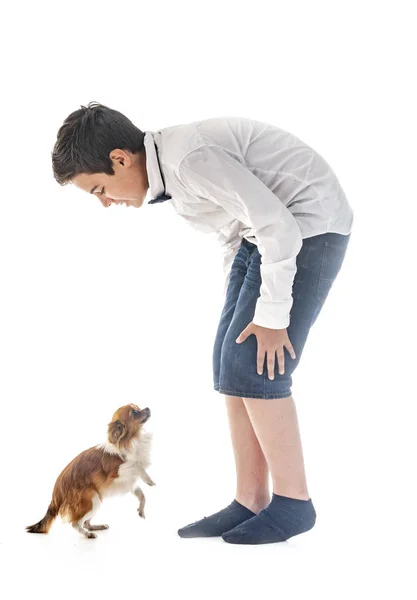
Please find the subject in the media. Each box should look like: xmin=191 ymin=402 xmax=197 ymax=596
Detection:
xmin=2 ymin=319 xmax=414 ymax=598
xmin=1 ymin=483 xmax=412 ymax=600
xmin=2 ymin=365 xmax=414 ymax=599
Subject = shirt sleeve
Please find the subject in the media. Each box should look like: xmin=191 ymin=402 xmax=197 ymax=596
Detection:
xmin=216 ymin=224 xmax=242 ymax=296
xmin=179 ymin=145 xmax=302 ymax=329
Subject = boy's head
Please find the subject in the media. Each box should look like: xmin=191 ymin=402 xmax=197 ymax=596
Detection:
xmin=52 ymin=102 xmax=149 ymax=208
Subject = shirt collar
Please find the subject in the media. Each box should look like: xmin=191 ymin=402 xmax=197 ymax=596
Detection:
xmin=144 ymin=131 xmax=172 ymax=204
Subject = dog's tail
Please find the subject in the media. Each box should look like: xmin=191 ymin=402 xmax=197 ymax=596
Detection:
xmin=26 ymin=503 xmax=59 ymax=534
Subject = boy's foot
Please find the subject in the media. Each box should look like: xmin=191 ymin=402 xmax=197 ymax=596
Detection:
xmin=222 ymin=494 xmax=316 ymax=545
xmin=178 ymin=500 xmax=255 ymax=538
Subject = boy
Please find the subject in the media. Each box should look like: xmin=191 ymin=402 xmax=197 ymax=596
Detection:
xmin=52 ymin=103 xmax=353 ymax=545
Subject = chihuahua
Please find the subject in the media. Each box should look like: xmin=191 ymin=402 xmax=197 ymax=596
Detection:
xmin=26 ymin=404 xmax=154 ymax=539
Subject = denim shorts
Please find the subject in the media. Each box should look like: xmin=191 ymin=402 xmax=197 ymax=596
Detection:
xmin=213 ymin=232 xmax=350 ymax=399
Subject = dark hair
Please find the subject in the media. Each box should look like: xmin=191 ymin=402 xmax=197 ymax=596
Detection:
xmin=52 ymin=102 xmax=145 ymax=185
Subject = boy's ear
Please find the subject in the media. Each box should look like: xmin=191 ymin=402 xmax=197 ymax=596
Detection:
xmin=109 ymin=149 xmax=131 ymax=167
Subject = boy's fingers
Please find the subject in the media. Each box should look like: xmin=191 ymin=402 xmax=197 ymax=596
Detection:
xmin=286 ymin=339 xmax=296 ymax=360
xmin=257 ymin=349 xmax=265 ymax=375
xmin=267 ymin=350 xmax=276 ymax=380
xmin=276 ymin=349 xmax=285 ymax=375
xmin=236 ymin=323 xmax=253 ymax=344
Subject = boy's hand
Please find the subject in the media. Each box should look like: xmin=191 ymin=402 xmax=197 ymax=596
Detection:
xmin=236 ymin=323 xmax=296 ymax=379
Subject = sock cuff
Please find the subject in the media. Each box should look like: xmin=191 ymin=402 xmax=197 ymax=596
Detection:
xmin=272 ymin=493 xmax=312 ymax=505
xmin=231 ymin=500 xmax=256 ymax=515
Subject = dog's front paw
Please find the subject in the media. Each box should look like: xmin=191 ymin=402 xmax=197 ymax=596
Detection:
xmin=137 ymin=508 xmax=146 ymax=519
xmin=86 ymin=532 xmax=97 ymax=539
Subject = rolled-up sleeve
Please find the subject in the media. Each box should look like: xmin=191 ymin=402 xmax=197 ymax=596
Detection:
xmin=179 ymin=146 xmax=302 ymax=329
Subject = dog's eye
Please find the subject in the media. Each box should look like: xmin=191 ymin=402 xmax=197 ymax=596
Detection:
xmin=132 ymin=409 xmax=141 ymax=417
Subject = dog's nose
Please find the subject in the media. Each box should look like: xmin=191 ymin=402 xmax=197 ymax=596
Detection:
xmin=143 ymin=407 xmax=151 ymax=417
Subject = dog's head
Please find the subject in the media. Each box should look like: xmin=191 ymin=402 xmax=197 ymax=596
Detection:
xmin=107 ymin=404 xmax=151 ymax=449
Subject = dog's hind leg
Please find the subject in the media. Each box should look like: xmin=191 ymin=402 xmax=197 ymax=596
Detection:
xmin=70 ymin=493 xmax=101 ymax=539
xmin=84 ymin=520 xmax=109 ymax=531
xmin=73 ymin=520 xmax=97 ymax=538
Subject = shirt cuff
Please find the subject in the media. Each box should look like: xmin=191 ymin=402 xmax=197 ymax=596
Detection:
xmin=253 ymin=298 xmax=292 ymax=330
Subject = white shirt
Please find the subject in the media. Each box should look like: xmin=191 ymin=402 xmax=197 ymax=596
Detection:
xmin=144 ymin=117 xmax=353 ymax=330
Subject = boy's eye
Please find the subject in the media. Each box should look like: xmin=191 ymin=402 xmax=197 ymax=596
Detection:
xmin=101 ymin=188 xmax=105 ymax=195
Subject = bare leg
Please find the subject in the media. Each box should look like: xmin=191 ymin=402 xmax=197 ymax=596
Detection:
xmin=226 ymin=395 xmax=270 ymax=512
xmin=243 ymin=396 xmax=309 ymax=500
xmin=177 ymin=395 xmax=270 ymax=538
xmin=221 ymin=396 xmax=316 ymax=544
xmin=133 ymin=486 xmax=146 ymax=518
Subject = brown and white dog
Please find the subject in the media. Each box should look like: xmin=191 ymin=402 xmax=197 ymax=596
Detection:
xmin=26 ymin=404 xmax=154 ymax=539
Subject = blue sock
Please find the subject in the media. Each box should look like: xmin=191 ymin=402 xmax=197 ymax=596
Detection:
xmin=222 ymin=494 xmax=316 ymax=545
xmin=178 ymin=500 xmax=255 ymax=538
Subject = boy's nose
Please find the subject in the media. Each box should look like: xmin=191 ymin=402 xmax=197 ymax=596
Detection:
xmin=100 ymin=196 xmax=112 ymax=208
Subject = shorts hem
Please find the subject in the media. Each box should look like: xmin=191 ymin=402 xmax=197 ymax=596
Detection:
xmin=214 ymin=386 xmax=292 ymax=400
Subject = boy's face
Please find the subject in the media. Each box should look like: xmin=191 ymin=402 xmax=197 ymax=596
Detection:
xmin=73 ymin=149 xmax=149 ymax=208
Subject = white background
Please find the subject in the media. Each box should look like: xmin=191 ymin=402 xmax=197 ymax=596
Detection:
xmin=0 ymin=1 xmax=416 ymax=598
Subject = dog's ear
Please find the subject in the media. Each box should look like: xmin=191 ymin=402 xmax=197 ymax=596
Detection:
xmin=108 ymin=420 xmax=127 ymax=445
